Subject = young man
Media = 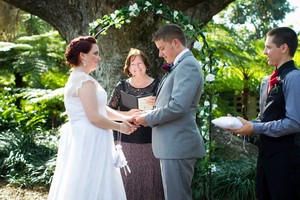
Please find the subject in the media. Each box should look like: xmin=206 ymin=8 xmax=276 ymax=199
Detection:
xmin=231 ymin=27 xmax=300 ymax=199
xmin=135 ymin=24 xmax=206 ymax=200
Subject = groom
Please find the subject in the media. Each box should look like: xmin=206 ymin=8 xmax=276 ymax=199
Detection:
xmin=135 ymin=24 xmax=206 ymax=200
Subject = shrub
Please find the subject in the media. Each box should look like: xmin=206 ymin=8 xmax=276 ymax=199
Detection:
xmin=0 ymin=129 xmax=58 ymax=187
xmin=192 ymin=159 xmax=256 ymax=200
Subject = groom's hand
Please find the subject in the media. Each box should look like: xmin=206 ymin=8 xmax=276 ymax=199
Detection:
xmin=133 ymin=112 xmax=148 ymax=127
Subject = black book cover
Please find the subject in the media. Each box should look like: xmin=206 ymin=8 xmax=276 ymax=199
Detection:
xmin=121 ymin=91 xmax=154 ymax=110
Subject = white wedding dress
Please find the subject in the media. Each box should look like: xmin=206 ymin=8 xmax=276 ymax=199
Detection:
xmin=48 ymin=69 xmax=126 ymax=200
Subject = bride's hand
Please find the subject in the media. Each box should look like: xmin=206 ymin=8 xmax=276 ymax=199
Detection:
xmin=119 ymin=122 xmax=138 ymax=135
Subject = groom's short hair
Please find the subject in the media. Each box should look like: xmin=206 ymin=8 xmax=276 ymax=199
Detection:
xmin=267 ymin=27 xmax=298 ymax=57
xmin=152 ymin=24 xmax=187 ymax=47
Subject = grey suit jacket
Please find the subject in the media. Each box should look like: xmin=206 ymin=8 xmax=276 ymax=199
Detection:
xmin=145 ymin=51 xmax=206 ymax=159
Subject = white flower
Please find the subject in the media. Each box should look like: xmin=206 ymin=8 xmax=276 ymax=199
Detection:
xmin=145 ymin=1 xmax=152 ymax=6
xmin=217 ymin=61 xmax=224 ymax=67
xmin=89 ymin=21 xmax=98 ymax=29
xmin=125 ymin=19 xmax=131 ymax=23
xmin=204 ymin=101 xmax=210 ymax=106
xmin=200 ymin=110 xmax=205 ymax=116
xmin=173 ymin=11 xmax=179 ymax=18
xmin=193 ymin=41 xmax=203 ymax=51
xmin=110 ymin=13 xmax=116 ymax=20
xmin=206 ymin=74 xmax=215 ymax=82
xmin=204 ymin=65 xmax=210 ymax=71
xmin=129 ymin=12 xmax=136 ymax=17
xmin=186 ymin=24 xmax=193 ymax=30
xmin=212 ymin=104 xmax=218 ymax=110
xmin=211 ymin=164 xmax=217 ymax=172
xmin=156 ymin=10 xmax=163 ymax=14
xmin=129 ymin=3 xmax=139 ymax=12
xmin=205 ymin=57 xmax=210 ymax=62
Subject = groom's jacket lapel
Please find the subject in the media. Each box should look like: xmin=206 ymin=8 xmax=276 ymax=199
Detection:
xmin=156 ymin=51 xmax=193 ymax=97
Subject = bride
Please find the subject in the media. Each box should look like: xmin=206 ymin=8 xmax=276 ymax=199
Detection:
xmin=48 ymin=36 xmax=137 ymax=200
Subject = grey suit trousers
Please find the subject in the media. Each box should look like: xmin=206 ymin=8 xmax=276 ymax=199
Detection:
xmin=160 ymin=158 xmax=196 ymax=200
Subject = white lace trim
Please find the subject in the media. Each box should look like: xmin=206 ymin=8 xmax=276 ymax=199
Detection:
xmin=65 ymin=70 xmax=99 ymax=97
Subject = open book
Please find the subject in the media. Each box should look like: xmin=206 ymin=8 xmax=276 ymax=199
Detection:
xmin=121 ymin=91 xmax=154 ymax=110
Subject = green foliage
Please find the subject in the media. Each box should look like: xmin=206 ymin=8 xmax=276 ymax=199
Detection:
xmin=203 ymin=22 xmax=274 ymax=119
xmin=206 ymin=23 xmax=267 ymax=93
xmin=0 ymin=31 xmax=68 ymax=88
xmin=0 ymin=129 xmax=58 ymax=187
xmin=0 ymin=11 xmax=68 ymax=189
xmin=294 ymin=37 xmax=300 ymax=66
xmin=90 ymin=0 xmax=206 ymax=39
xmin=211 ymin=160 xmax=256 ymax=200
xmin=0 ymin=87 xmax=65 ymax=132
xmin=19 ymin=14 xmax=54 ymax=36
xmin=192 ymin=159 xmax=256 ymax=200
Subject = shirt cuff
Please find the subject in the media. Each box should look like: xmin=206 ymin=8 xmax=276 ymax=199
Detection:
xmin=253 ymin=122 xmax=262 ymax=134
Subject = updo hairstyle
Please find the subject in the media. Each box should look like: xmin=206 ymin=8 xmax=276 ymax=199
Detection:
xmin=65 ymin=36 xmax=97 ymax=67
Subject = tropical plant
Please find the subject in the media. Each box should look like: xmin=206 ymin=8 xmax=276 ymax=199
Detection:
xmin=0 ymin=15 xmax=67 ymax=188
xmin=204 ymin=23 xmax=269 ymax=120
xmin=0 ymin=129 xmax=58 ymax=187
xmin=0 ymin=31 xmax=68 ymax=89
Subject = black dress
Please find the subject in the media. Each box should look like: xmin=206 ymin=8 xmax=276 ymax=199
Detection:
xmin=108 ymin=78 xmax=164 ymax=200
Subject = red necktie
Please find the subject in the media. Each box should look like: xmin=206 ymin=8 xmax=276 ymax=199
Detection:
xmin=268 ymin=70 xmax=278 ymax=93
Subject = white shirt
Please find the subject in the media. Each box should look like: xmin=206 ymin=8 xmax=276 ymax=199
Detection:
xmin=173 ymin=48 xmax=189 ymax=67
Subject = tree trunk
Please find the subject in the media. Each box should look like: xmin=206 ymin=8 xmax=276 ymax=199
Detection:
xmin=2 ymin=0 xmax=234 ymax=92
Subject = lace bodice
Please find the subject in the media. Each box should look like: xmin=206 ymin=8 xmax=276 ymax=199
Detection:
xmin=64 ymin=69 xmax=107 ymax=122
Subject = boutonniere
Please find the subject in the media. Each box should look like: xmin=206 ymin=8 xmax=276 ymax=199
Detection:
xmin=161 ymin=63 xmax=172 ymax=74
xmin=269 ymin=74 xmax=281 ymax=93
xmin=273 ymin=76 xmax=282 ymax=92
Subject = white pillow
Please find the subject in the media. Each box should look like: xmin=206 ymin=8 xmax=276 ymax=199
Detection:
xmin=212 ymin=116 xmax=243 ymax=130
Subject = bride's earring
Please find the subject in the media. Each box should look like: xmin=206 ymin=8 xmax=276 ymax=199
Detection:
xmin=83 ymin=60 xmax=86 ymax=67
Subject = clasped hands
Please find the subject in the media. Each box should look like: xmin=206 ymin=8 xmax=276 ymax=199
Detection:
xmin=120 ymin=96 xmax=154 ymax=135
xmin=127 ymin=109 xmax=149 ymax=127
xmin=120 ymin=109 xmax=149 ymax=135
xmin=126 ymin=95 xmax=154 ymax=127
